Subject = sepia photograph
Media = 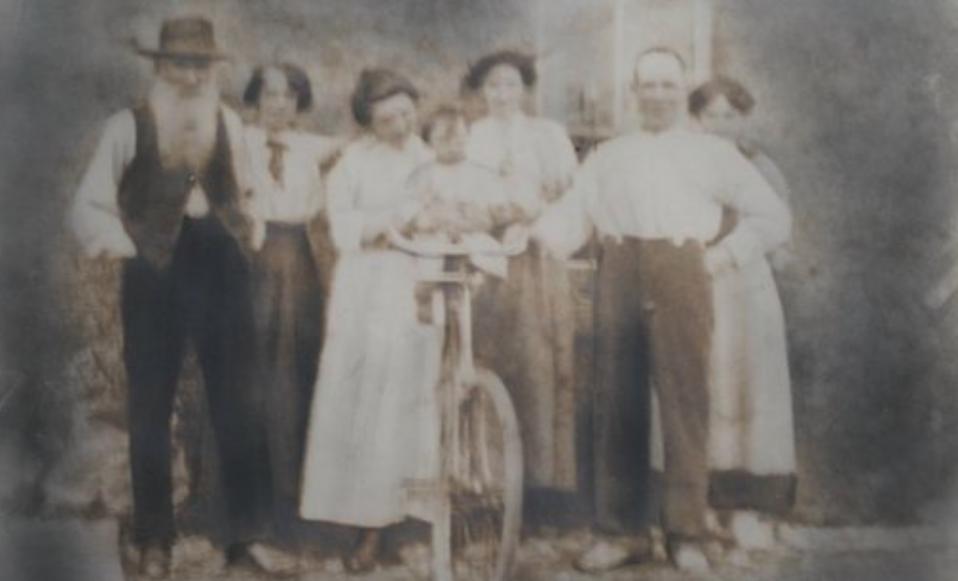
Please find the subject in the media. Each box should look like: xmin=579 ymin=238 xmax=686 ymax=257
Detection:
xmin=1 ymin=0 xmax=958 ymax=579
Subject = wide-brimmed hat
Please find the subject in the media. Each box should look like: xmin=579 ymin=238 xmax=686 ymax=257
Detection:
xmin=134 ymin=16 xmax=229 ymax=61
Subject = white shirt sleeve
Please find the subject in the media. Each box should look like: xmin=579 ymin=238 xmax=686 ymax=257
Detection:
xmin=221 ymin=107 xmax=267 ymax=249
xmin=325 ymin=146 xmax=366 ymax=252
xmin=533 ymin=152 xmax=597 ymax=259
xmin=711 ymin=142 xmax=792 ymax=268
xmin=308 ymin=134 xmax=344 ymax=165
xmin=241 ymin=125 xmax=270 ymax=220
xmin=305 ymin=135 xmax=343 ymax=217
xmin=221 ymin=106 xmax=252 ymax=199
xmin=69 ymin=110 xmax=137 ymax=258
xmin=465 ymin=121 xmax=495 ymax=169
xmin=246 ymin=126 xmax=277 ymax=249
xmin=542 ymin=119 xmax=578 ymax=189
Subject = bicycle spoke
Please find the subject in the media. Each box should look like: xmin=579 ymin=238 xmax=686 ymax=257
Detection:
xmin=441 ymin=371 xmax=521 ymax=580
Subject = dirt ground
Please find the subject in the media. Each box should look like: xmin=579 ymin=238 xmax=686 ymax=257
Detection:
xmin=3 ymin=518 xmax=957 ymax=581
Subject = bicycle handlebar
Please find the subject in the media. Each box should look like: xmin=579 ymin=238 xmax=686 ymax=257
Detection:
xmin=386 ymin=228 xmax=529 ymax=258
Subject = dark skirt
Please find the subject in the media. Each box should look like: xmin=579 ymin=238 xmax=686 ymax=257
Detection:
xmin=253 ymin=222 xmax=325 ymax=533
xmin=474 ymin=241 xmax=578 ymax=491
xmin=708 ymin=471 xmax=797 ymax=515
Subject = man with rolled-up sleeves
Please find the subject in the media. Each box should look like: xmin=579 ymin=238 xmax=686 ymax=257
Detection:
xmin=534 ymin=47 xmax=791 ymax=573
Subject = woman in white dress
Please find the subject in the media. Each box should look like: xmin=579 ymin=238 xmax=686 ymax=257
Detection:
xmin=298 ymin=69 xmax=440 ymax=572
xmin=464 ymin=51 xmax=580 ymax=505
xmin=242 ymin=63 xmax=341 ymax=542
xmin=689 ymin=77 xmax=796 ymax=546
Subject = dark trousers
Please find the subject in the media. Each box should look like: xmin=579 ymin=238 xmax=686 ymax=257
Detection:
xmin=253 ymin=223 xmax=324 ymax=534
xmin=121 ymin=217 xmax=271 ymax=548
xmin=594 ymin=238 xmax=712 ymax=538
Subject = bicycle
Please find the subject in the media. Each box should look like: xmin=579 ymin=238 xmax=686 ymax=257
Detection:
xmin=388 ymin=229 xmax=525 ymax=581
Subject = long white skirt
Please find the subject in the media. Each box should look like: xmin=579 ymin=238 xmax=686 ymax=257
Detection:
xmin=299 ymin=249 xmax=442 ymax=527
xmin=649 ymin=255 xmax=796 ymax=509
xmin=708 ymin=255 xmax=796 ymax=478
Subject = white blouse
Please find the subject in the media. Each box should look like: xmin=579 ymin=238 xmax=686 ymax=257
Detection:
xmin=245 ymin=126 xmax=340 ymax=224
xmin=466 ymin=113 xmax=578 ymax=216
xmin=325 ymin=134 xmax=433 ymax=252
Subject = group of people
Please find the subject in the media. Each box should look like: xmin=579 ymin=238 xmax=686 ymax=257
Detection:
xmin=69 ymin=15 xmax=797 ymax=578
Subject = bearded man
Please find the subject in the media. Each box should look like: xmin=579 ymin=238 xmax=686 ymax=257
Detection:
xmin=69 ymin=16 xmax=273 ymax=578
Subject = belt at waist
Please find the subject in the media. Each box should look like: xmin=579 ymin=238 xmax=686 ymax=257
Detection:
xmin=600 ymin=235 xmax=707 ymax=249
xmin=599 ymin=229 xmax=729 ymax=250
xmin=265 ymin=221 xmax=309 ymax=238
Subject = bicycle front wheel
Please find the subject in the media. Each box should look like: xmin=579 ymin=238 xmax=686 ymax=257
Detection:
xmin=436 ymin=366 xmax=523 ymax=581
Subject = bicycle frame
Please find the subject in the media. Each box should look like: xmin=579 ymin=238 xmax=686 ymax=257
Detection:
xmin=389 ymin=230 xmax=527 ymax=581
xmin=430 ymin=259 xmax=474 ymax=581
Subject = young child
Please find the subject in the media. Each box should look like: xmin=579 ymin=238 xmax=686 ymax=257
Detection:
xmin=400 ymin=104 xmax=517 ymax=274
xmin=398 ymin=104 xmax=515 ymax=323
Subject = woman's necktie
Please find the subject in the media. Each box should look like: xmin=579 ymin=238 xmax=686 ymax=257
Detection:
xmin=266 ymin=139 xmax=287 ymax=187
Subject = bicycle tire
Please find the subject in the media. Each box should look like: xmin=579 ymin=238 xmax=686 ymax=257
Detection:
xmin=433 ymin=366 xmax=523 ymax=581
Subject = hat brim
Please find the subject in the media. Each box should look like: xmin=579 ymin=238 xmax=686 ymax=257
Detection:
xmin=134 ymin=47 xmax=230 ymax=61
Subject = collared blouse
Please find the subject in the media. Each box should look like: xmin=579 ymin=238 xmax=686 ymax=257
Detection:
xmin=466 ymin=113 xmax=578 ymax=218
xmin=325 ymin=134 xmax=433 ymax=253
xmin=245 ymin=126 xmax=340 ymax=225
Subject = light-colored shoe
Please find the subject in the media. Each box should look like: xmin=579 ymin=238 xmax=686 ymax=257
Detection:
xmin=139 ymin=545 xmax=171 ymax=579
xmin=234 ymin=542 xmax=300 ymax=577
xmin=574 ymin=540 xmax=631 ymax=573
xmin=669 ymin=540 xmax=711 ymax=574
xmin=729 ymin=510 xmax=776 ymax=550
xmin=573 ymin=536 xmax=650 ymax=573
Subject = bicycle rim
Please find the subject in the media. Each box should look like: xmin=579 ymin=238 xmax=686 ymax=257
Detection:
xmin=442 ymin=367 xmax=523 ymax=581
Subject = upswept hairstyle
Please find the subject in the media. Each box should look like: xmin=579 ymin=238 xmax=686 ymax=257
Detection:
xmin=243 ymin=62 xmax=314 ymax=112
xmin=463 ymin=49 xmax=537 ymax=91
xmin=688 ymin=76 xmax=756 ymax=117
xmin=350 ymin=68 xmax=420 ymax=127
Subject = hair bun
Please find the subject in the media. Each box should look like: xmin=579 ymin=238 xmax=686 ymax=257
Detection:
xmin=351 ymin=68 xmax=420 ymax=127
xmin=464 ymin=50 xmax=537 ymax=92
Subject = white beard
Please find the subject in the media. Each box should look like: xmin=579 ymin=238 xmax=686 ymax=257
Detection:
xmin=149 ymin=80 xmax=219 ymax=171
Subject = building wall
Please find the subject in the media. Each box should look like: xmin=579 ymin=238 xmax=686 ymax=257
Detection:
xmin=535 ymin=0 xmax=709 ymax=135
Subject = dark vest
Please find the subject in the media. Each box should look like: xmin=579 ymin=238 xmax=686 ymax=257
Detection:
xmin=117 ymin=104 xmax=251 ymax=268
